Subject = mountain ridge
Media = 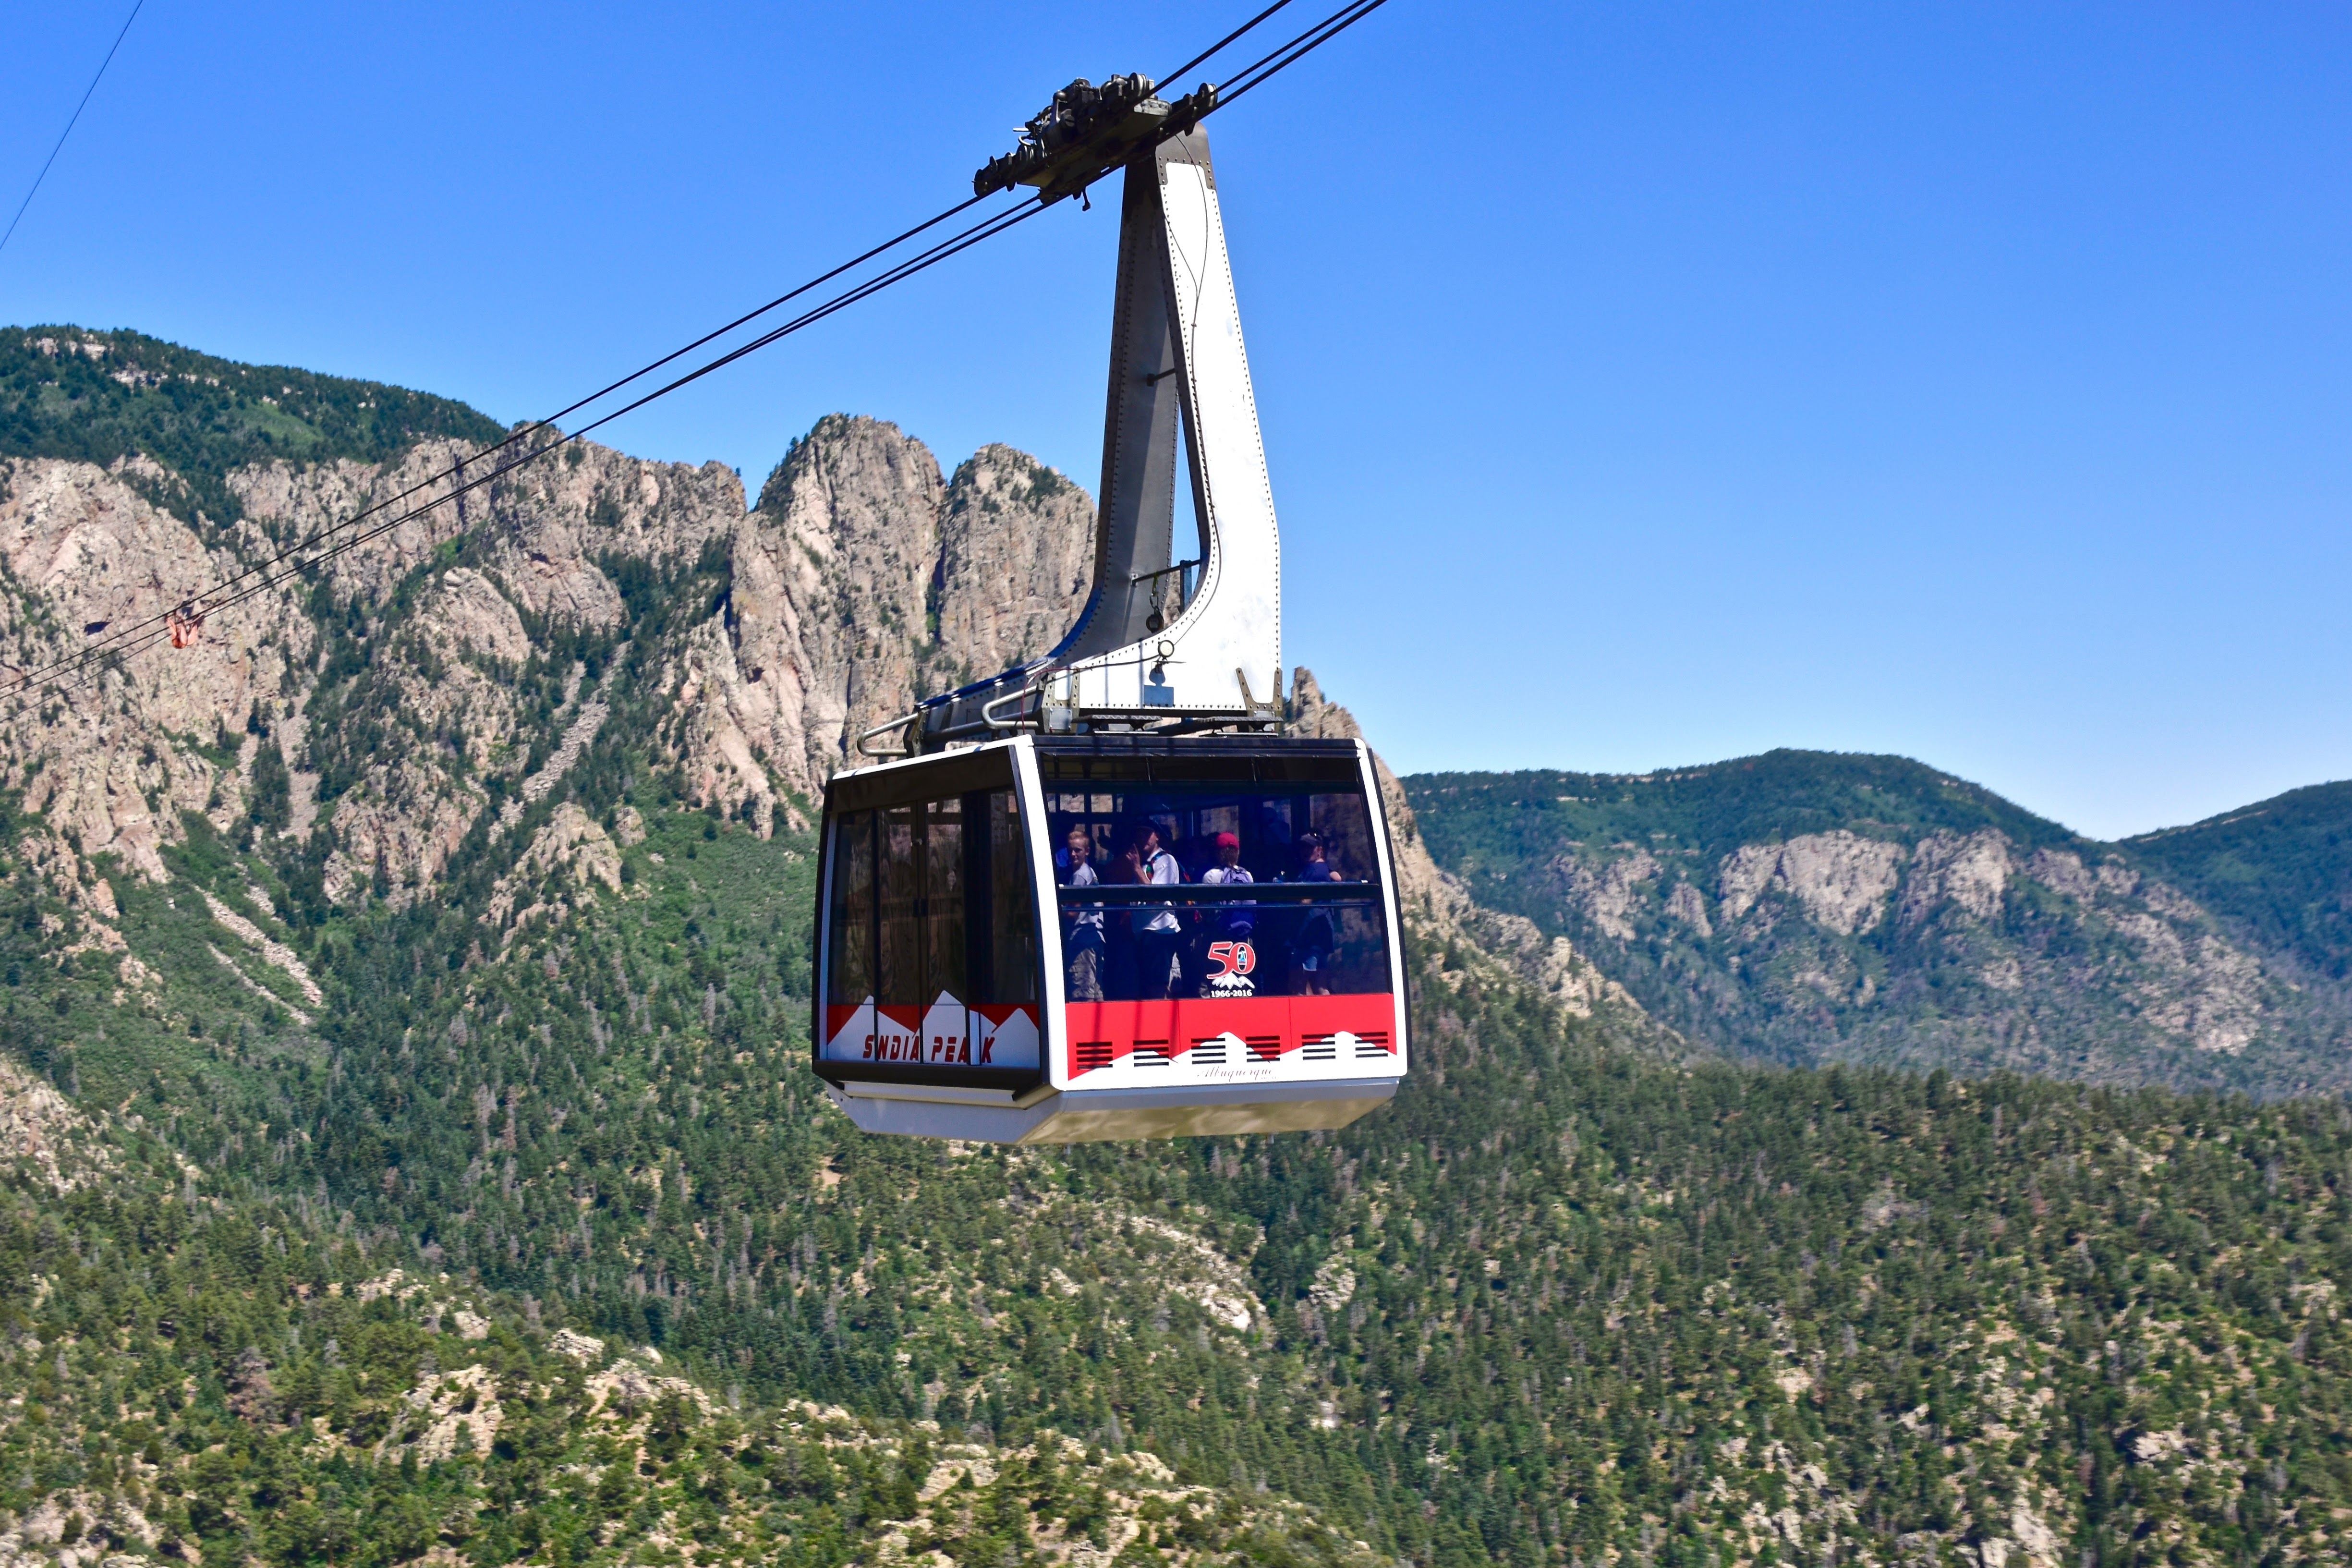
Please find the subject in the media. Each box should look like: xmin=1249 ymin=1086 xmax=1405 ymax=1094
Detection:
xmin=1404 ymin=749 xmax=2352 ymax=1095
xmin=2124 ymin=777 xmax=2352 ymax=988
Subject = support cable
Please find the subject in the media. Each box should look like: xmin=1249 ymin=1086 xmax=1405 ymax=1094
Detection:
xmin=0 ymin=0 xmax=146 ymax=261
xmin=1211 ymin=0 xmax=1392 ymax=108
xmin=1153 ymin=0 xmax=1298 ymax=89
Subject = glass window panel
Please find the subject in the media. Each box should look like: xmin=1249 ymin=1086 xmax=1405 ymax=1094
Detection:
xmin=927 ymin=796 xmax=966 ymax=1003
xmin=1044 ymin=779 xmax=1392 ymax=1002
xmin=989 ymin=790 xmax=1038 ymax=1004
xmin=878 ymin=804 xmax=924 ymax=1007
xmin=825 ymin=811 xmax=874 ymax=1004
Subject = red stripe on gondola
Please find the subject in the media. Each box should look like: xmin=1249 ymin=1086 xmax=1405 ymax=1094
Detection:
xmin=1062 ymin=994 xmax=1396 ymax=1075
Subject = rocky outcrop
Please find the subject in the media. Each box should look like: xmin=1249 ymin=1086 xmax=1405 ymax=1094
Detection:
xmin=484 ymin=802 xmax=622 ymax=934
xmin=1898 ymin=829 xmax=2012 ymax=927
xmin=0 ymin=456 xmax=310 ymax=879
xmin=718 ymin=419 xmax=1093 ymax=800
xmin=1558 ymin=849 xmax=1664 ymax=941
xmin=1720 ymin=831 xmax=1906 ymax=936
xmin=0 ymin=1056 xmax=113 ymax=1192
xmin=727 ymin=416 xmax=945 ymax=794
xmin=933 ymin=445 xmax=1094 ymax=682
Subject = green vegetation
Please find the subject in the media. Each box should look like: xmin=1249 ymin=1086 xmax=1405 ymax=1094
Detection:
xmin=2128 ymin=778 xmax=2352 ymax=984
xmin=4 ymin=839 xmax=2352 ymax=1564
xmin=0 ymin=326 xmax=505 ymax=529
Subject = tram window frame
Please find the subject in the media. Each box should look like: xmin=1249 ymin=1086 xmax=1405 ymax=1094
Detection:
xmin=818 ymin=778 xmax=1044 ymax=1085
xmin=1043 ymin=776 xmax=1393 ymax=1002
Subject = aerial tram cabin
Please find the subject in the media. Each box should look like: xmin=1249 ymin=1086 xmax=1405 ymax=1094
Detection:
xmin=812 ymin=79 xmax=1409 ymax=1142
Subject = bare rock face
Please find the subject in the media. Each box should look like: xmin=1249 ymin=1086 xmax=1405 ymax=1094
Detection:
xmin=1719 ymin=831 xmax=1907 ymax=936
xmin=289 ymin=448 xmax=742 ymax=904
xmin=318 ymin=567 xmax=535 ymax=906
xmin=715 ymin=418 xmax=1094 ymax=802
xmin=727 ymin=416 xmax=945 ymax=795
xmin=1556 ymin=850 xmax=1665 ymax=942
xmin=0 ymin=425 xmax=745 ymax=912
xmin=0 ymin=400 xmax=1102 ymax=917
xmin=232 ymin=438 xmax=739 ymax=620
xmin=485 ymin=801 xmax=622 ymax=933
xmin=933 ymin=445 xmax=1094 ymax=682
xmin=1898 ymin=829 xmax=2013 ymax=927
xmin=662 ymin=617 xmax=787 ymax=837
xmin=0 ymin=457 xmax=310 ymax=880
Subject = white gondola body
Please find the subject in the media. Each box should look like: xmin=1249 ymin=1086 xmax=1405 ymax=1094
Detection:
xmin=814 ymin=736 xmax=1408 ymax=1143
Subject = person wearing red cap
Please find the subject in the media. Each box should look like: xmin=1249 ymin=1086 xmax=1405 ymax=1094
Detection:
xmin=1203 ymin=830 xmax=1250 ymax=884
xmin=1197 ymin=829 xmax=1258 ymax=996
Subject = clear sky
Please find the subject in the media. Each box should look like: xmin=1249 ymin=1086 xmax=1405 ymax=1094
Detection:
xmin=3 ymin=1 xmax=2347 ymax=840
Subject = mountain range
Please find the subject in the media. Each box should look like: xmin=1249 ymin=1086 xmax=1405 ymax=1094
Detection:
xmin=1402 ymin=754 xmax=2352 ymax=1098
xmin=0 ymin=324 xmax=2343 ymax=1568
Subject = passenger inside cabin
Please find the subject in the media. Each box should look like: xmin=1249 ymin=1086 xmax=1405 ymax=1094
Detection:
xmin=1283 ymin=832 xmax=1344 ymax=995
xmin=1196 ymin=829 xmax=1257 ymax=995
xmin=1056 ymin=824 xmax=1105 ymax=1002
xmin=1119 ymin=819 xmax=1184 ymax=999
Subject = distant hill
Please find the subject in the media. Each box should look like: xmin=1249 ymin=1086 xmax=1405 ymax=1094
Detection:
xmin=1404 ymin=751 xmax=2352 ymax=1096
xmin=2126 ymin=778 xmax=2352 ymax=985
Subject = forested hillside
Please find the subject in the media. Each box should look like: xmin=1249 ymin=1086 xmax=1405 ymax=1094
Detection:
xmin=1404 ymin=755 xmax=2352 ymax=1097
xmin=0 ymin=328 xmax=2347 ymax=1568
xmin=2127 ymin=779 xmax=2352 ymax=986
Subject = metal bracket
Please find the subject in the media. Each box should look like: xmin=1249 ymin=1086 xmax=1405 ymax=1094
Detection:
xmin=856 ymin=711 xmax=920 ymax=758
xmin=981 ymin=685 xmax=1038 ymax=731
xmin=973 ymin=76 xmax=1217 ymax=205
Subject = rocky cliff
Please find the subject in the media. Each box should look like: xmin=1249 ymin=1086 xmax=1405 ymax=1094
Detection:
xmin=0 ymin=339 xmax=1097 ymax=948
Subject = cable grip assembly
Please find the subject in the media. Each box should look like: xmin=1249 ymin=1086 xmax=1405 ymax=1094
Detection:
xmin=973 ymin=75 xmax=1216 ymax=204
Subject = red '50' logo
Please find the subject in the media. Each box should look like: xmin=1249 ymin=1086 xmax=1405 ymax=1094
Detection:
xmin=1206 ymin=941 xmax=1257 ymax=978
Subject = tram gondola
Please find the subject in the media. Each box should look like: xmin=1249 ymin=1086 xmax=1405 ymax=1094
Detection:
xmin=811 ymin=78 xmax=1409 ymax=1142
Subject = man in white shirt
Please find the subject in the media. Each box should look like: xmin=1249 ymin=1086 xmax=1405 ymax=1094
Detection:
xmin=1122 ymin=821 xmax=1183 ymax=999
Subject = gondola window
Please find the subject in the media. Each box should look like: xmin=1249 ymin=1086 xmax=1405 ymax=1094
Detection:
xmin=822 ymin=789 xmax=1041 ymax=1072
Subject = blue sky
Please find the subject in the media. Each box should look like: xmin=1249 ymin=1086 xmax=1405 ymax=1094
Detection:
xmin=3 ymin=1 xmax=2348 ymax=839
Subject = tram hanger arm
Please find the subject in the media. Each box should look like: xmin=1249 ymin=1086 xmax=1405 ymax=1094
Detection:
xmin=972 ymin=76 xmax=1217 ymax=204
